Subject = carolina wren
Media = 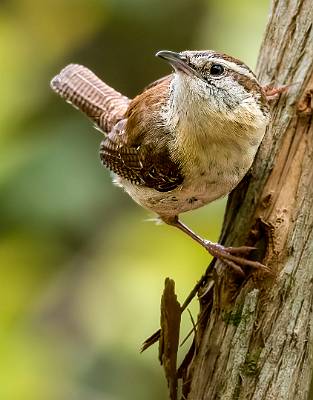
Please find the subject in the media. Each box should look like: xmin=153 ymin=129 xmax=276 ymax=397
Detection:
xmin=51 ymin=50 xmax=272 ymax=272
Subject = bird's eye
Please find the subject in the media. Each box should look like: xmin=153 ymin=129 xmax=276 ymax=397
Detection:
xmin=210 ymin=64 xmax=224 ymax=76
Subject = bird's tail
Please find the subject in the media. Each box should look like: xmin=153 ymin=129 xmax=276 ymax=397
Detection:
xmin=50 ymin=64 xmax=130 ymax=133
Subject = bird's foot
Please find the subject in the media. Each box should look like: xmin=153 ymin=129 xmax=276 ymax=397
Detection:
xmin=162 ymin=216 xmax=270 ymax=276
xmin=263 ymin=82 xmax=296 ymax=101
xmin=204 ymin=241 xmax=270 ymax=277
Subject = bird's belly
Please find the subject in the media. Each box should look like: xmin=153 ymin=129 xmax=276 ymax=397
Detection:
xmin=117 ymin=169 xmax=244 ymax=217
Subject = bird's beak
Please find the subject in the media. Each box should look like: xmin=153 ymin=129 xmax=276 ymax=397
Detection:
xmin=156 ymin=50 xmax=195 ymax=76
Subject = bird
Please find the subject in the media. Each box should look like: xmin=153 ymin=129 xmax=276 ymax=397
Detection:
xmin=50 ymin=49 xmax=274 ymax=273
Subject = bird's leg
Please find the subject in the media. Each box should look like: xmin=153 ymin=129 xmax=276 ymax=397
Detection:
xmin=163 ymin=216 xmax=269 ymax=274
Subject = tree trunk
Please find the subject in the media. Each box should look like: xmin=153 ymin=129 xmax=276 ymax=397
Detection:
xmin=184 ymin=1 xmax=313 ymax=399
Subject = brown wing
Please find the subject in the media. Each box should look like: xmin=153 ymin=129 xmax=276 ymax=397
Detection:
xmin=51 ymin=64 xmax=183 ymax=192
xmin=99 ymin=120 xmax=184 ymax=192
xmin=143 ymin=74 xmax=173 ymax=91
xmin=50 ymin=64 xmax=129 ymax=133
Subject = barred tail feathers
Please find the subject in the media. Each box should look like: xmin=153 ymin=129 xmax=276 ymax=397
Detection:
xmin=50 ymin=64 xmax=130 ymax=132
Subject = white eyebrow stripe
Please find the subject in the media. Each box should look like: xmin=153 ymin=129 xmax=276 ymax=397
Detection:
xmin=209 ymin=57 xmax=257 ymax=81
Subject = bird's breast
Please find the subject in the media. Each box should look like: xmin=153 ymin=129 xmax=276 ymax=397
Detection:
xmin=118 ymin=116 xmax=266 ymax=217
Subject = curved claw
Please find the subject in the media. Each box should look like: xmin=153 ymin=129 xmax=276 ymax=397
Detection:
xmin=205 ymin=242 xmax=271 ymax=275
xmin=225 ymin=246 xmax=257 ymax=255
xmin=221 ymin=259 xmax=245 ymax=278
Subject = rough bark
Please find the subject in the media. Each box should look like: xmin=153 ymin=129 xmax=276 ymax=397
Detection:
xmin=185 ymin=1 xmax=313 ymax=399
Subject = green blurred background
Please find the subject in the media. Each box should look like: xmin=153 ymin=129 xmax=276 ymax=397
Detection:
xmin=0 ymin=1 xmax=269 ymax=399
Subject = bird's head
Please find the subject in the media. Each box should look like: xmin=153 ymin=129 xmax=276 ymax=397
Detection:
xmin=156 ymin=50 xmax=269 ymax=128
